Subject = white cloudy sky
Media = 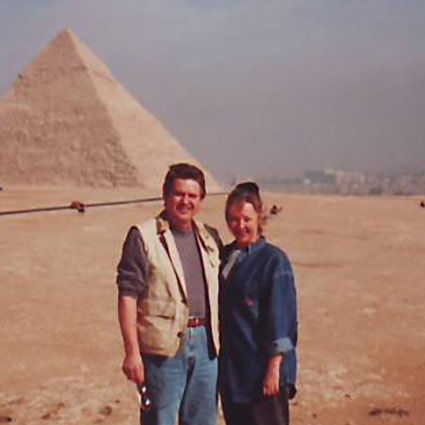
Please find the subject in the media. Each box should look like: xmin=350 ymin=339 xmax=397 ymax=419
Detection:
xmin=1 ymin=0 xmax=424 ymax=181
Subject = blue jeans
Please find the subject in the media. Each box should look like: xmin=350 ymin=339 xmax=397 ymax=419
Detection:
xmin=141 ymin=326 xmax=218 ymax=425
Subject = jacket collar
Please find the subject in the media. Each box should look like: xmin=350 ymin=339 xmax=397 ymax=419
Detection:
xmin=155 ymin=210 xmax=216 ymax=254
xmin=229 ymin=236 xmax=266 ymax=255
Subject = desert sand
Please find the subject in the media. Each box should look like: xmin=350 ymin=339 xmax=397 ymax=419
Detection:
xmin=1 ymin=187 xmax=424 ymax=425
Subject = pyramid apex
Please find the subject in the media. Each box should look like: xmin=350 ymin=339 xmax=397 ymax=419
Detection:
xmin=7 ymin=27 xmax=115 ymax=90
xmin=50 ymin=27 xmax=84 ymax=49
xmin=62 ymin=27 xmax=74 ymax=34
xmin=54 ymin=27 xmax=79 ymax=41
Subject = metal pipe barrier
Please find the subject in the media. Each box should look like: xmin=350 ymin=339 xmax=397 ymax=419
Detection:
xmin=0 ymin=192 xmax=227 ymax=217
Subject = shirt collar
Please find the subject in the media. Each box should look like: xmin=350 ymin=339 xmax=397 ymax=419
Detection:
xmin=230 ymin=236 xmax=266 ymax=255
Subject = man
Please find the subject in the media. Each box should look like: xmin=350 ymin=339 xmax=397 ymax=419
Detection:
xmin=116 ymin=163 xmax=221 ymax=425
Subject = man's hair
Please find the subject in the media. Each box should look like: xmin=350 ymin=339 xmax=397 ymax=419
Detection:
xmin=162 ymin=163 xmax=206 ymax=199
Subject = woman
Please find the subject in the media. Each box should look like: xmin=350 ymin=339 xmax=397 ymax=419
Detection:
xmin=219 ymin=182 xmax=298 ymax=425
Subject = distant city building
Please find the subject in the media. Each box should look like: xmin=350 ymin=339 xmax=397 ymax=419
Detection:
xmin=254 ymin=168 xmax=425 ymax=196
xmin=303 ymin=170 xmax=336 ymax=185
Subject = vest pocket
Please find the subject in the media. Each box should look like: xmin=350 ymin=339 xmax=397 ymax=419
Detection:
xmin=141 ymin=298 xmax=176 ymax=318
xmin=137 ymin=298 xmax=180 ymax=355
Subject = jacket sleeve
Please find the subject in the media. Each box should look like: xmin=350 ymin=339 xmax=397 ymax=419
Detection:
xmin=263 ymin=252 xmax=298 ymax=356
xmin=116 ymin=226 xmax=149 ymax=298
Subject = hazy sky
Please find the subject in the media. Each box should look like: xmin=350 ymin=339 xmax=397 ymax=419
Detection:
xmin=1 ymin=0 xmax=424 ymax=181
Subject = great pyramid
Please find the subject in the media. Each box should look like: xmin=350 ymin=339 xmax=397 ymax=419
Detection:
xmin=0 ymin=28 xmax=220 ymax=191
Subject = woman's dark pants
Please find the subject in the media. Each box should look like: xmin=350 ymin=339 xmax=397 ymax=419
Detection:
xmin=221 ymin=387 xmax=289 ymax=425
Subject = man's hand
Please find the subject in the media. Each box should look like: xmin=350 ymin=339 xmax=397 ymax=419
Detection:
xmin=118 ymin=296 xmax=144 ymax=384
xmin=263 ymin=355 xmax=282 ymax=397
xmin=122 ymin=353 xmax=144 ymax=384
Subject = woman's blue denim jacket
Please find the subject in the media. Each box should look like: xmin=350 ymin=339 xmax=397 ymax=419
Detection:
xmin=219 ymin=237 xmax=298 ymax=403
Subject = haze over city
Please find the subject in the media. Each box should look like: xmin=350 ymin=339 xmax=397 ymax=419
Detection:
xmin=1 ymin=0 xmax=424 ymax=182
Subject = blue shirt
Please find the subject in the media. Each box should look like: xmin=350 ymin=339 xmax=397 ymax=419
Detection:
xmin=219 ymin=237 xmax=298 ymax=402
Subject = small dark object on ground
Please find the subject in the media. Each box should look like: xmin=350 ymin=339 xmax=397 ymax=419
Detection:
xmin=0 ymin=415 xmax=12 ymax=423
xmin=40 ymin=401 xmax=65 ymax=420
xmin=70 ymin=200 xmax=86 ymax=213
xmin=368 ymin=407 xmax=409 ymax=417
xmin=420 ymin=200 xmax=425 ymax=208
xmin=270 ymin=204 xmax=282 ymax=215
xmin=99 ymin=405 xmax=113 ymax=416
xmin=0 ymin=186 xmax=3 ymax=191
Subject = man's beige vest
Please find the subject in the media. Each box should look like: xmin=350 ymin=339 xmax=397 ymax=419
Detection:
xmin=135 ymin=213 xmax=220 ymax=357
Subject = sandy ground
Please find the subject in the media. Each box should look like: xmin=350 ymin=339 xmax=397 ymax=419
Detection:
xmin=1 ymin=187 xmax=424 ymax=425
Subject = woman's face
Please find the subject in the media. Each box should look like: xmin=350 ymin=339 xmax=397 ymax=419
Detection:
xmin=226 ymin=201 xmax=260 ymax=248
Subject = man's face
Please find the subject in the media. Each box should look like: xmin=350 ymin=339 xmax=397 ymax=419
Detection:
xmin=164 ymin=178 xmax=203 ymax=230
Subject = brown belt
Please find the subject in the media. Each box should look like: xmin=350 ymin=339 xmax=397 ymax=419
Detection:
xmin=187 ymin=317 xmax=207 ymax=328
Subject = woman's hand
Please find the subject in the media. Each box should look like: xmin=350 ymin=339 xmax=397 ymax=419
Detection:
xmin=263 ymin=355 xmax=283 ymax=397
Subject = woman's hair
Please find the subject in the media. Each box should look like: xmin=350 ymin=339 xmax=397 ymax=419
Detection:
xmin=162 ymin=163 xmax=206 ymax=199
xmin=225 ymin=182 xmax=266 ymax=233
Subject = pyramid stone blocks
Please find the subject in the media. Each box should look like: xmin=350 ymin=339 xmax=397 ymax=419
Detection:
xmin=0 ymin=29 xmax=220 ymax=191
